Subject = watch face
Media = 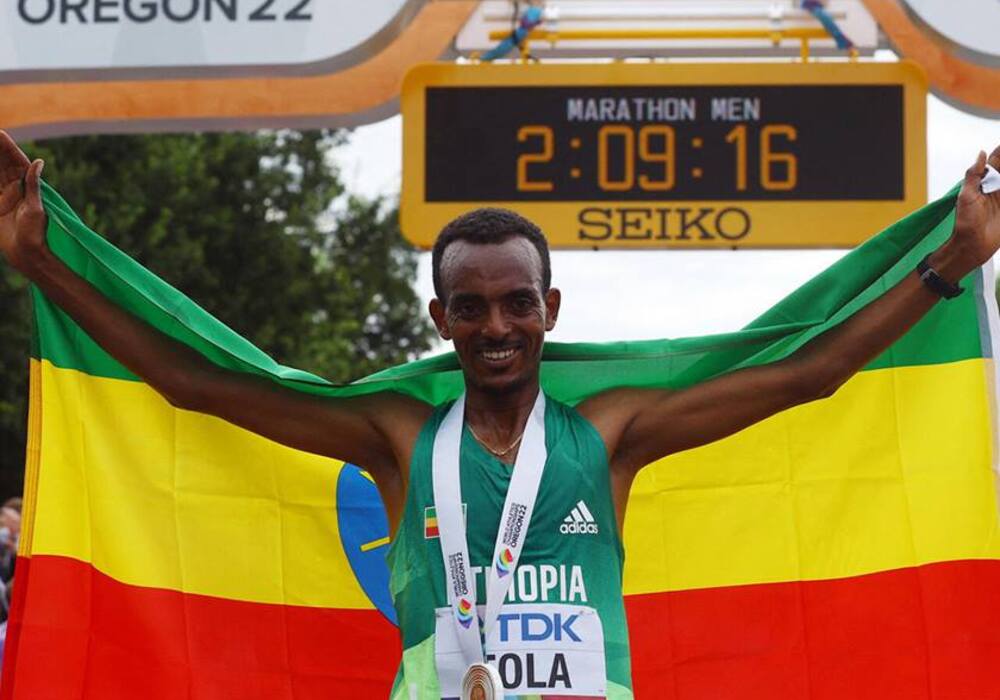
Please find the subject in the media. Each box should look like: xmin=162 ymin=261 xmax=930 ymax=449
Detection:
xmin=901 ymin=0 xmax=1000 ymax=67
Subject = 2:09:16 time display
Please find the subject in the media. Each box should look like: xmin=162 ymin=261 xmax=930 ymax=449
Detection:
xmin=516 ymin=123 xmax=798 ymax=194
xmin=422 ymin=85 xmax=903 ymax=202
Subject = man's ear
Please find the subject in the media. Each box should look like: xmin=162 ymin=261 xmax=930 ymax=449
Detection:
xmin=429 ymin=298 xmax=452 ymax=340
xmin=544 ymin=288 xmax=561 ymax=331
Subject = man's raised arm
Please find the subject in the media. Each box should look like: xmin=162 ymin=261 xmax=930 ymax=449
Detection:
xmin=0 ymin=132 xmax=430 ymax=521
xmin=583 ymin=147 xmax=1000 ymax=481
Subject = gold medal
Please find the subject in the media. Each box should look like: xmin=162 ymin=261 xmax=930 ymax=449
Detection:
xmin=461 ymin=662 xmax=503 ymax=700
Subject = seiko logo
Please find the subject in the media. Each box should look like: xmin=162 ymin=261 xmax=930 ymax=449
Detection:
xmin=560 ymin=501 xmax=598 ymax=535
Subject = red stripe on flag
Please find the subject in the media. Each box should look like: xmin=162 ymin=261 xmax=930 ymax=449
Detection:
xmin=2 ymin=554 xmax=400 ymax=699
xmin=5 ymin=556 xmax=999 ymax=698
xmin=626 ymin=559 xmax=1000 ymax=700
xmin=0 ymin=555 xmax=31 ymax=695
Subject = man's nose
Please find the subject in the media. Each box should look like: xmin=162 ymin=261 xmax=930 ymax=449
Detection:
xmin=482 ymin=305 xmax=511 ymax=338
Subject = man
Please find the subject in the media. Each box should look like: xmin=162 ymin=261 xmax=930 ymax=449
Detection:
xmin=0 ymin=130 xmax=998 ymax=698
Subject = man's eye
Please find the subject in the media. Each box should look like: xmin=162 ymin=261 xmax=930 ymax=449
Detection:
xmin=511 ymin=297 xmax=534 ymax=314
xmin=455 ymin=303 xmax=480 ymax=318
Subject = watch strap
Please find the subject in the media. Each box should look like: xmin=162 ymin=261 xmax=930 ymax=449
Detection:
xmin=916 ymin=254 xmax=963 ymax=299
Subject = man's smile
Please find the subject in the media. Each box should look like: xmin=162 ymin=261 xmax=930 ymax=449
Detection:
xmin=478 ymin=346 xmax=521 ymax=366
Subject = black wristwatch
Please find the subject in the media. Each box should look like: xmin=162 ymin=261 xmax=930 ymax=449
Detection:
xmin=916 ymin=254 xmax=964 ymax=299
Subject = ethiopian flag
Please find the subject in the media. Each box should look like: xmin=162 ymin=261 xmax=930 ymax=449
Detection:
xmin=2 ymin=182 xmax=999 ymax=698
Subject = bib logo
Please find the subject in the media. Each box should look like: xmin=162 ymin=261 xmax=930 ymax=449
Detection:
xmin=496 ymin=547 xmax=515 ymax=577
xmin=497 ymin=612 xmax=582 ymax=643
xmin=560 ymin=500 xmax=599 ymax=535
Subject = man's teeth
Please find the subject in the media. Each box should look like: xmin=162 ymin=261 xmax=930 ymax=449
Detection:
xmin=482 ymin=348 xmax=517 ymax=361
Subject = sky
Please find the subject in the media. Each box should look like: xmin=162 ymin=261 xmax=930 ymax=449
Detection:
xmin=334 ymin=81 xmax=999 ymax=351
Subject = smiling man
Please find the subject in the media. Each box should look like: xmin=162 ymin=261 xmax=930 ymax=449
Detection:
xmin=1 ymin=131 xmax=1000 ymax=699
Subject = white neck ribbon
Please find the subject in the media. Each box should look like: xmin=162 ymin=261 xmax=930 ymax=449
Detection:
xmin=431 ymin=391 xmax=548 ymax=666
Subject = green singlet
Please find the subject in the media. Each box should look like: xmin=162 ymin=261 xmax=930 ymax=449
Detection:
xmin=388 ymin=395 xmax=634 ymax=700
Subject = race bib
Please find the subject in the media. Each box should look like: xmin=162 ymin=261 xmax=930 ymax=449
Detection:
xmin=434 ymin=603 xmax=607 ymax=698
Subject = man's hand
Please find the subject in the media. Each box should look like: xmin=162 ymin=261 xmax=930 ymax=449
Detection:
xmin=0 ymin=131 xmax=47 ymax=274
xmin=0 ymin=134 xmax=431 ymax=533
xmin=930 ymin=147 xmax=1000 ymax=281
xmin=586 ymin=144 xmax=1000 ymax=530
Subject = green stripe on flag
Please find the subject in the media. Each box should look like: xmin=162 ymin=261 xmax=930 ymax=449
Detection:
xmin=33 ymin=181 xmax=979 ymax=407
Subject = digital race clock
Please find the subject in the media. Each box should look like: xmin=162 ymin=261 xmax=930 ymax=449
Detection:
xmin=401 ymin=62 xmax=927 ymax=249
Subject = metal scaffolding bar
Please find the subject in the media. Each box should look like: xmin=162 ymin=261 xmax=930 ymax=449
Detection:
xmin=487 ymin=26 xmax=833 ymax=60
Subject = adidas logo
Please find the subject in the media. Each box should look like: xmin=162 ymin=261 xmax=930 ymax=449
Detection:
xmin=560 ymin=500 xmax=599 ymax=535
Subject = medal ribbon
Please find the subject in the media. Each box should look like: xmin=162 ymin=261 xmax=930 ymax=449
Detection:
xmin=432 ymin=391 xmax=548 ymax=666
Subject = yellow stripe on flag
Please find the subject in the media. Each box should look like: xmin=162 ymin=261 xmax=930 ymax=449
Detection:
xmin=19 ymin=358 xmax=43 ymax=558
xmin=30 ymin=358 xmax=1000 ymax=605
xmin=624 ymin=357 xmax=1000 ymax=594
xmin=31 ymin=360 xmax=372 ymax=609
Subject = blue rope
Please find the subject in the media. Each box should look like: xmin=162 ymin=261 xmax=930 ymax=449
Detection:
xmin=801 ymin=0 xmax=855 ymax=50
xmin=482 ymin=5 xmax=545 ymax=61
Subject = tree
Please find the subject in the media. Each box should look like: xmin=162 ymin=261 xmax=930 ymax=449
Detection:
xmin=0 ymin=265 xmax=32 ymax=500
xmin=0 ymin=130 xmax=434 ymax=498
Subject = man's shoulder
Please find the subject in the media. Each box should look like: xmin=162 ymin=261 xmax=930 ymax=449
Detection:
xmin=572 ymin=387 xmax=669 ymax=466
xmin=543 ymin=391 xmax=611 ymax=456
xmin=573 ymin=386 xmax=652 ymax=426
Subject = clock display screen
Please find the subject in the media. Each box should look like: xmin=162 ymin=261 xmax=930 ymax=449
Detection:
xmin=424 ymin=85 xmax=904 ymax=202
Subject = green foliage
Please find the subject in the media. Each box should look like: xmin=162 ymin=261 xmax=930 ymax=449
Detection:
xmin=0 ymin=130 xmax=433 ymax=498
xmin=0 ymin=265 xmax=32 ymax=500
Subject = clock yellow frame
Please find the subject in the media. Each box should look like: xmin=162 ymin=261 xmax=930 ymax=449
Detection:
xmin=401 ymin=61 xmax=927 ymax=250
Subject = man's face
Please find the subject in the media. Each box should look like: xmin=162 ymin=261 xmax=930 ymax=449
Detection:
xmin=430 ymin=237 xmax=560 ymax=396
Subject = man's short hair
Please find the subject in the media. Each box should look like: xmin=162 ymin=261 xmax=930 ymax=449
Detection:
xmin=431 ymin=207 xmax=551 ymax=301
